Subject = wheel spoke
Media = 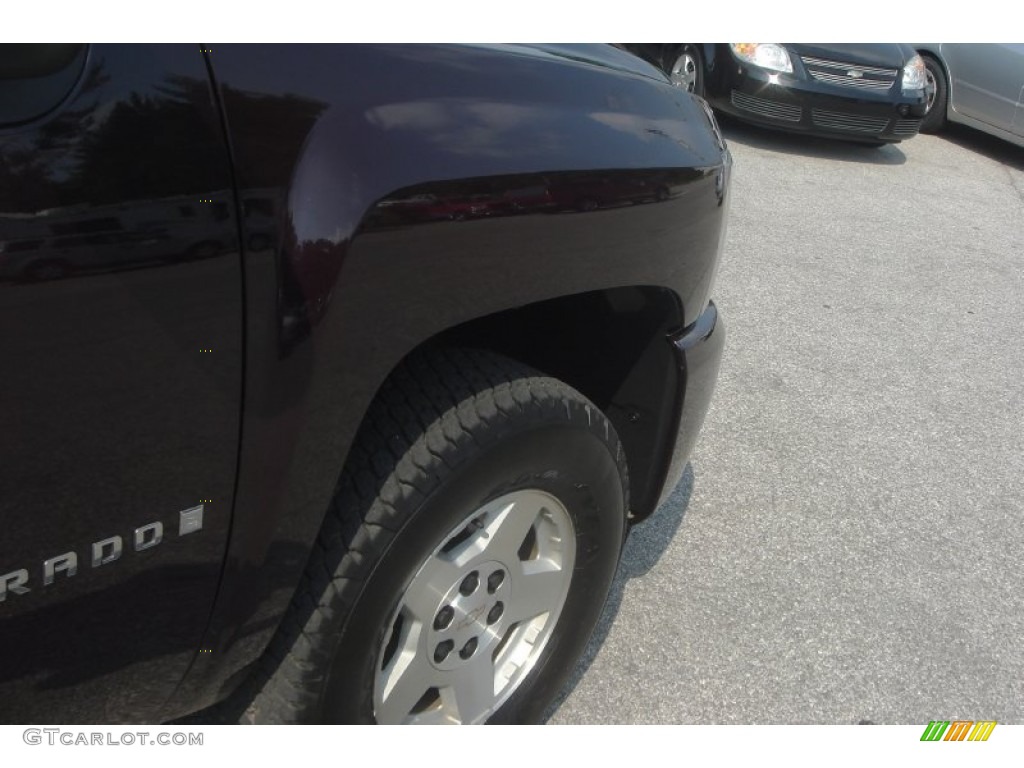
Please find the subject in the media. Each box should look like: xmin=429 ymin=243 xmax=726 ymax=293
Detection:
xmin=441 ymin=655 xmax=498 ymax=724
xmin=376 ymin=620 xmax=435 ymax=724
xmin=505 ymin=561 xmax=567 ymax=625
xmin=925 ymin=72 xmax=937 ymax=111
xmin=471 ymin=495 xmax=542 ymax=564
xmin=373 ymin=488 xmax=581 ymax=725
xmin=400 ymin=555 xmax=462 ymax=625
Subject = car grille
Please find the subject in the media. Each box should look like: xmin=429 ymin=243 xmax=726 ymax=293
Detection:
xmin=893 ymin=119 xmax=922 ymax=137
xmin=801 ymin=56 xmax=897 ymax=91
xmin=811 ymin=109 xmax=889 ymax=134
xmin=730 ymin=90 xmax=802 ymax=122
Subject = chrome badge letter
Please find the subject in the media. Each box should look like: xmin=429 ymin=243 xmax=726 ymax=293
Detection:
xmin=0 ymin=570 xmax=31 ymax=602
xmin=43 ymin=552 xmax=78 ymax=585
xmin=92 ymin=536 xmax=123 ymax=567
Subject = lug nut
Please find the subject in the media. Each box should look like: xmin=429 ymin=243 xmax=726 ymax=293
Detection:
xmin=434 ymin=605 xmax=454 ymax=630
xmin=487 ymin=570 xmax=505 ymax=593
xmin=459 ymin=571 xmax=480 ymax=596
xmin=459 ymin=637 xmax=478 ymax=660
xmin=487 ymin=602 xmax=504 ymax=624
xmin=434 ymin=640 xmax=454 ymax=663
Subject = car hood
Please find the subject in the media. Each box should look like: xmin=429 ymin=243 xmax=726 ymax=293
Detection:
xmin=487 ymin=44 xmax=668 ymax=83
xmin=788 ymin=43 xmax=914 ymax=68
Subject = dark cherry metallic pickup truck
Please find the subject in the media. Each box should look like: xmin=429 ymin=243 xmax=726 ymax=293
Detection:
xmin=0 ymin=43 xmax=729 ymax=724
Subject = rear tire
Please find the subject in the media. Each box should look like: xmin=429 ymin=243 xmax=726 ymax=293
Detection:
xmin=244 ymin=349 xmax=629 ymax=723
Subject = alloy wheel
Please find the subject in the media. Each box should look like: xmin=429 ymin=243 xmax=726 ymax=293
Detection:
xmin=373 ymin=489 xmax=576 ymax=724
xmin=670 ymin=50 xmax=699 ymax=93
xmin=924 ymin=67 xmax=937 ymax=113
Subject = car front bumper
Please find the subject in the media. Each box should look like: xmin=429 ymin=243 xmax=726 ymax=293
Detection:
xmin=654 ymin=300 xmax=725 ymax=511
xmin=707 ymin=62 xmax=928 ymax=143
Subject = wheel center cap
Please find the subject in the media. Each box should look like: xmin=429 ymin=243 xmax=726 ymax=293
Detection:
xmin=455 ymin=603 xmax=487 ymax=632
xmin=427 ymin=560 xmax=511 ymax=671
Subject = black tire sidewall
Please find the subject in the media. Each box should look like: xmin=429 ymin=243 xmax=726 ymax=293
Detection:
xmin=685 ymin=45 xmax=705 ymax=98
xmin=318 ymin=417 xmax=626 ymax=724
xmin=920 ymin=55 xmax=948 ymax=134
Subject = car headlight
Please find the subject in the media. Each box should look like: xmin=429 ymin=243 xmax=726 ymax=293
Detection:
xmin=902 ymin=54 xmax=926 ymax=92
xmin=729 ymin=43 xmax=793 ymax=74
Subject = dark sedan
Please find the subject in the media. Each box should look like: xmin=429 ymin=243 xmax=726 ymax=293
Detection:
xmin=626 ymin=43 xmax=929 ymax=145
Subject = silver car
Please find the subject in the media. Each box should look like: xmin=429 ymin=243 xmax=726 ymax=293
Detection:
xmin=915 ymin=43 xmax=1024 ymax=147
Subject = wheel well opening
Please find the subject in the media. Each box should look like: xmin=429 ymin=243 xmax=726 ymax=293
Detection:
xmin=423 ymin=286 xmax=685 ymax=520
xmin=917 ymin=48 xmax=950 ymax=82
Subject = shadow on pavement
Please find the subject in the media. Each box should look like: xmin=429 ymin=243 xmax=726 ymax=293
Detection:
xmin=543 ymin=463 xmax=695 ymax=722
xmin=938 ymin=123 xmax=1024 ymax=171
xmin=719 ymin=116 xmax=908 ymax=166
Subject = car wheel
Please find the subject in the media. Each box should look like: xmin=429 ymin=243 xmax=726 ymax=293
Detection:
xmin=920 ymin=54 xmax=947 ymax=134
xmin=244 ymin=349 xmax=629 ymax=724
xmin=668 ymin=45 xmax=704 ymax=96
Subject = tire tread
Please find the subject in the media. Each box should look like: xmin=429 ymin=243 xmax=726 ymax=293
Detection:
xmin=241 ymin=348 xmax=628 ymax=723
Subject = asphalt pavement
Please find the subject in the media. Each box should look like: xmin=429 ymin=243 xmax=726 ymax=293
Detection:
xmin=549 ymin=121 xmax=1024 ymax=724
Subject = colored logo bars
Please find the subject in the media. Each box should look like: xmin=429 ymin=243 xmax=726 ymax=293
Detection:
xmin=920 ymin=721 xmax=997 ymax=742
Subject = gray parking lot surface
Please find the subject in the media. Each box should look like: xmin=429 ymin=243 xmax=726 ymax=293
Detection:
xmin=549 ymin=122 xmax=1024 ymax=724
